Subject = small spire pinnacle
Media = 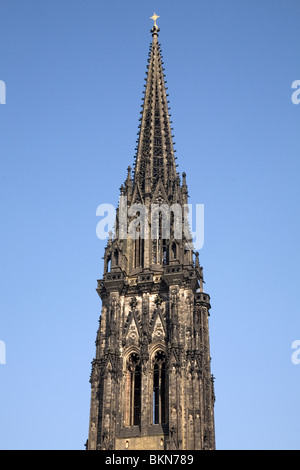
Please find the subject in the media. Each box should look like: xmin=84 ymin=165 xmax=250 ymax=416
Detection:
xmin=150 ymin=12 xmax=160 ymax=27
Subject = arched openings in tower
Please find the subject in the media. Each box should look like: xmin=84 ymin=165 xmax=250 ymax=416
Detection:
xmin=152 ymin=210 xmax=169 ymax=266
xmin=152 ymin=350 xmax=167 ymax=425
xmin=171 ymin=241 xmax=176 ymax=260
xmin=106 ymin=255 xmax=111 ymax=273
xmin=113 ymin=249 xmax=119 ymax=267
xmin=125 ymin=353 xmax=141 ymax=427
xmin=134 ymin=227 xmax=144 ymax=269
xmin=131 ymin=211 xmax=146 ymax=270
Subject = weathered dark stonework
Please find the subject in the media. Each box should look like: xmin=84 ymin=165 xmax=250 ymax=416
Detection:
xmin=87 ymin=22 xmax=216 ymax=451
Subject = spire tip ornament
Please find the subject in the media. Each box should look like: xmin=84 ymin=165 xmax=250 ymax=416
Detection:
xmin=150 ymin=12 xmax=160 ymax=27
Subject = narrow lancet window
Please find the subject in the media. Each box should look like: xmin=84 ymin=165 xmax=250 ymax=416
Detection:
xmin=152 ymin=351 xmax=167 ymax=424
xmin=126 ymin=353 xmax=141 ymax=426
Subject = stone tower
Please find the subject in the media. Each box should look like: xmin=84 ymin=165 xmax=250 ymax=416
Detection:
xmin=87 ymin=17 xmax=216 ymax=451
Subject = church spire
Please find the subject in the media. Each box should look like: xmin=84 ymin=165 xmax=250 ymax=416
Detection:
xmin=133 ymin=14 xmax=177 ymax=194
xmin=87 ymin=17 xmax=216 ymax=452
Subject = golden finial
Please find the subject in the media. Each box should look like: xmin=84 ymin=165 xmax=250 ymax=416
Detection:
xmin=150 ymin=12 xmax=160 ymax=27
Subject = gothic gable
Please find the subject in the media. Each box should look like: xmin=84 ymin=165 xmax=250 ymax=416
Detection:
xmin=123 ymin=310 xmax=141 ymax=345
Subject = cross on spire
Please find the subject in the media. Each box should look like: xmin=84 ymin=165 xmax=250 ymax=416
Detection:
xmin=150 ymin=12 xmax=160 ymax=27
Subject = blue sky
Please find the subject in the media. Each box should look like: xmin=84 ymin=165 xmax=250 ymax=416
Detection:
xmin=0 ymin=0 xmax=300 ymax=450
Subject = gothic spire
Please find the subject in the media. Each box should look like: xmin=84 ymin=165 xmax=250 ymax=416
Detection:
xmin=133 ymin=16 xmax=177 ymax=195
xmin=88 ymin=17 xmax=215 ymax=451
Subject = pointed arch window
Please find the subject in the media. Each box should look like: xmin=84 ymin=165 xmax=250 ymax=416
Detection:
xmin=106 ymin=255 xmax=111 ymax=273
xmin=134 ymin=237 xmax=144 ymax=269
xmin=125 ymin=353 xmax=141 ymax=426
xmin=114 ymin=249 xmax=119 ymax=267
xmin=171 ymin=242 xmax=176 ymax=260
xmin=133 ymin=223 xmax=145 ymax=269
xmin=152 ymin=211 xmax=169 ymax=266
xmin=152 ymin=351 xmax=167 ymax=424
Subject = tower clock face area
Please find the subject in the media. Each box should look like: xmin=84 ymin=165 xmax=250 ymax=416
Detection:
xmin=87 ymin=14 xmax=215 ymax=451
